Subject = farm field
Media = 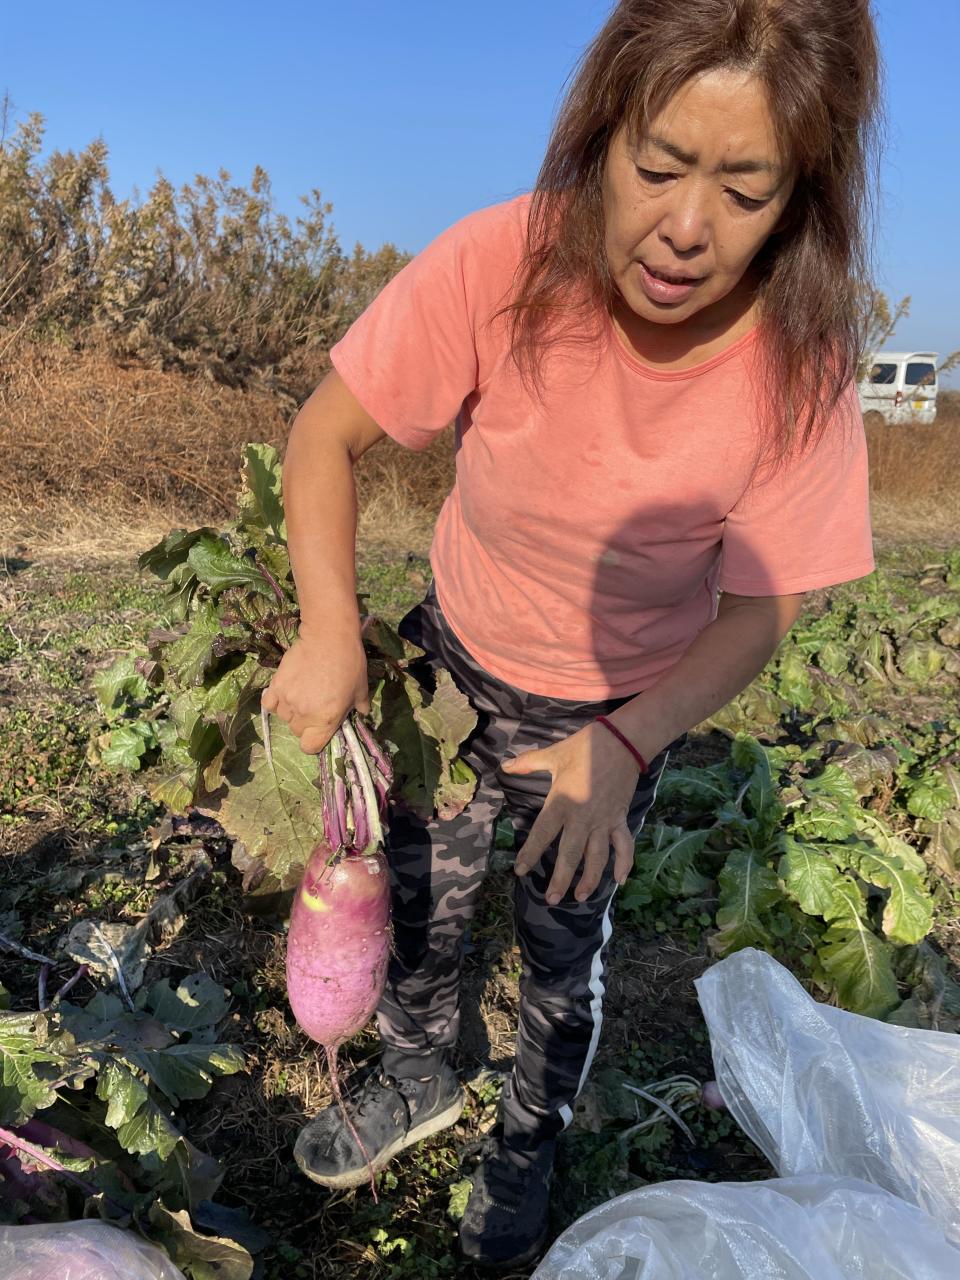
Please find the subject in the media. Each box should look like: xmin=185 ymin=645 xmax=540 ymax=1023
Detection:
xmin=2 ymin=503 xmax=959 ymax=1277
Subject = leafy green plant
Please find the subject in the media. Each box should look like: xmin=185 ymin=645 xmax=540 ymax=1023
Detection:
xmin=0 ymin=970 xmax=254 ymax=1276
xmin=89 ymin=443 xmax=477 ymax=895
xmin=624 ymin=734 xmax=935 ymax=1018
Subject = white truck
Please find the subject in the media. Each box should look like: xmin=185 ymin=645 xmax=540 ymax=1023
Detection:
xmin=857 ymin=350 xmax=938 ymax=425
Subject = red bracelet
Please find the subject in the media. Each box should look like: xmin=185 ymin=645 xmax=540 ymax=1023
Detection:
xmin=595 ymin=715 xmax=649 ymax=774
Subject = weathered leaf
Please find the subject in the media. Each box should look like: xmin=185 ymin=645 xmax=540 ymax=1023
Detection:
xmin=702 ymin=684 xmax=789 ymax=737
xmin=829 ymin=743 xmax=899 ymax=797
xmin=918 ymin=810 xmax=960 ymax=882
xmin=819 ymin=714 xmax=897 ymax=748
xmin=436 ymin=755 xmax=479 ymax=821
xmin=898 ymin=638 xmax=946 ymax=684
xmin=413 ymin=669 xmax=478 ymax=767
xmin=199 ymin=694 xmax=324 ymax=891
xmin=59 ymin=919 xmax=151 ymax=992
xmin=148 ymin=1202 xmax=254 ymax=1280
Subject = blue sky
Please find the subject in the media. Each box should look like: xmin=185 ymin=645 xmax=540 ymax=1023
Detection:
xmin=5 ymin=1 xmax=958 ymax=383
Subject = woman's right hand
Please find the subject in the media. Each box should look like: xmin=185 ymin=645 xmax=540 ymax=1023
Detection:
xmin=261 ymin=620 xmax=370 ymax=755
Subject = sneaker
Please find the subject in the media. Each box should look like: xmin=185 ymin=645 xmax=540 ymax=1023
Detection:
xmin=293 ymin=1063 xmax=464 ymax=1190
xmin=458 ymin=1131 xmax=556 ymax=1271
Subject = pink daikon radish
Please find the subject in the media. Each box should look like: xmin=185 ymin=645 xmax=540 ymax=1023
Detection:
xmin=284 ymin=713 xmax=394 ymax=1200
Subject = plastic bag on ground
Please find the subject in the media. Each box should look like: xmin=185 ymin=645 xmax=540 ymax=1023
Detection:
xmin=534 ymin=947 xmax=960 ymax=1278
xmin=694 ymin=946 xmax=960 ymax=1243
xmin=0 ymin=1220 xmax=185 ymax=1280
xmin=532 ymin=1173 xmax=960 ymax=1279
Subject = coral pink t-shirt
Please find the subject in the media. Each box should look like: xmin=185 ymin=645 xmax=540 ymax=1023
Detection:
xmin=331 ymin=196 xmax=874 ymax=699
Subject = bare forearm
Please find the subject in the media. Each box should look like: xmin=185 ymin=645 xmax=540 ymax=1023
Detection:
xmin=283 ymin=418 xmax=362 ymax=638
xmin=609 ymin=595 xmax=804 ymax=762
xmin=282 ymin=371 xmax=387 ymax=639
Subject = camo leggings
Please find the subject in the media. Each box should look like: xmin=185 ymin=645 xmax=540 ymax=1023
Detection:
xmin=376 ymin=581 xmax=677 ymax=1145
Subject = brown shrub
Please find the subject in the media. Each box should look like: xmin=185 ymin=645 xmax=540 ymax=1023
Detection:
xmin=0 ymin=336 xmax=955 ymax=560
xmin=0 ymin=338 xmax=454 ymax=558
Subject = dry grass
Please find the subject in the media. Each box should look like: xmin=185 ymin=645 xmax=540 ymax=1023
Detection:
xmin=0 ymin=340 xmax=956 ymax=560
xmin=864 ymin=390 xmax=960 ymax=544
xmin=0 ymin=338 xmax=453 ymax=561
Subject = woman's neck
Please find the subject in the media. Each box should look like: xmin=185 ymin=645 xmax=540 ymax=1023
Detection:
xmin=610 ymin=274 xmax=759 ymax=371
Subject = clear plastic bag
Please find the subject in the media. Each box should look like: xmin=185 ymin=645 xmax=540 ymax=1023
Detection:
xmin=694 ymin=946 xmax=960 ymax=1243
xmin=534 ymin=948 xmax=960 ymax=1279
xmin=533 ymin=1174 xmax=960 ymax=1279
xmin=0 ymin=1220 xmax=185 ymax=1280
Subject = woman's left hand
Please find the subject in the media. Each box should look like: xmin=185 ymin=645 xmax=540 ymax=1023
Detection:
xmin=502 ymin=723 xmax=641 ymax=906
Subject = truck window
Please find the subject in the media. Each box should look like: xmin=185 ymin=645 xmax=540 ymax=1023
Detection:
xmin=868 ymin=363 xmax=897 ymax=384
xmin=905 ymin=362 xmax=936 ymax=388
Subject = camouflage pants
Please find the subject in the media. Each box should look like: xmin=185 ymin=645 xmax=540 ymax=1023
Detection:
xmin=377 ymin=582 xmax=676 ymax=1144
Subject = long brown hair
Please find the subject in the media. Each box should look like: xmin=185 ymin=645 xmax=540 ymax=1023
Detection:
xmin=507 ymin=0 xmax=882 ymax=460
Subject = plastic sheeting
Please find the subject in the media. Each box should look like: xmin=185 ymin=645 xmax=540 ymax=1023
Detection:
xmin=534 ymin=948 xmax=960 ymax=1280
xmin=695 ymin=946 xmax=960 ymax=1243
xmin=532 ymin=1174 xmax=960 ymax=1279
xmin=0 ymin=1220 xmax=186 ymax=1280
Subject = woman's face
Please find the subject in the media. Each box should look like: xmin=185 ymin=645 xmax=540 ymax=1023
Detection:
xmin=602 ymin=68 xmax=796 ymax=331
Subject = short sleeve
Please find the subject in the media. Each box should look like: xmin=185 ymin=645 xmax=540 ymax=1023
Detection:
xmin=719 ymin=383 xmax=875 ymax=595
xmin=329 ymin=202 xmax=522 ymax=451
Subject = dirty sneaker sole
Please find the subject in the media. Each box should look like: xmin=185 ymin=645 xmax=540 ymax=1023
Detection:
xmin=295 ymin=1091 xmax=465 ymax=1190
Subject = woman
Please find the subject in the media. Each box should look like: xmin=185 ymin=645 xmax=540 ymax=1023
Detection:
xmin=263 ymin=0 xmax=881 ymax=1269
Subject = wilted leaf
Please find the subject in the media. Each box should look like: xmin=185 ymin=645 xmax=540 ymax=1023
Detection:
xmin=829 ymin=742 xmax=899 ymax=797
xmin=59 ymin=919 xmax=151 ymax=992
xmin=897 ymin=638 xmax=946 ymax=685
xmin=703 ymin=684 xmax=789 ymax=737
xmin=148 ymin=1202 xmax=254 ymax=1280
